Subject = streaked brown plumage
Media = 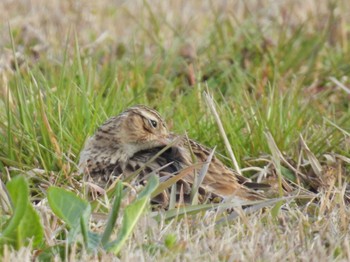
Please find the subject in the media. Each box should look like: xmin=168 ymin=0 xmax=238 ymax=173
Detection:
xmin=79 ymin=105 xmax=263 ymax=204
xmin=174 ymin=137 xmax=263 ymax=200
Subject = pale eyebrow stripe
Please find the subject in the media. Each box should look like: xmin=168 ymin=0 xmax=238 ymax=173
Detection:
xmin=128 ymin=106 xmax=167 ymax=127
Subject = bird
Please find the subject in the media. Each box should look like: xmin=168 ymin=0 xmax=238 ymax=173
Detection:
xmin=79 ymin=105 xmax=264 ymax=206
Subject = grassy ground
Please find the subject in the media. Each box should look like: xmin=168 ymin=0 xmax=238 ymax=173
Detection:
xmin=1 ymin=0 xmax=350 ymax=260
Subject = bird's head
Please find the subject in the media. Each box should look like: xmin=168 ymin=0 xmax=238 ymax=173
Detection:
xmin=116 ymin=105 xmax=170 ymax=152
xmin=79 ymin=105 xmax=171 ymax=173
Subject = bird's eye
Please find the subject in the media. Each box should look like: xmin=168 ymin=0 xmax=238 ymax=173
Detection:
xmin=149 ymin=119 xmax=158 ymax=128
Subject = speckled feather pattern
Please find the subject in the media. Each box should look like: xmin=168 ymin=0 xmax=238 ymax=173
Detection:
xmin=79 ymin=105 xmax=262 ymax=202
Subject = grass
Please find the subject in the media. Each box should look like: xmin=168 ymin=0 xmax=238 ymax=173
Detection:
xmin=1 ymin=0 xmax=350 ymax=260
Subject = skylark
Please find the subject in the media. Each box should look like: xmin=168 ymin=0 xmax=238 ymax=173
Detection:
xmin=79 ymin=105 xmax=263 ymax=205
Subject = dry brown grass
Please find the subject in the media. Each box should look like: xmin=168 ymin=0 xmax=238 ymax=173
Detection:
xmin=3 ymin=191 xmax=350 ymax=261
xmin=1 ymin=0 xmax=350 ymax=261
xmin=1 ymin=0 xmax=349 ymax=63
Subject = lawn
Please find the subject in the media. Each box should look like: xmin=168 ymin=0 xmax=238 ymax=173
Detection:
xmin=0 ymin=0 xmax=350 ymax=260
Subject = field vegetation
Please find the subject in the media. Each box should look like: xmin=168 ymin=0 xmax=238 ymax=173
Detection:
xmin=0 ymin=0 xmax=350 ymax=260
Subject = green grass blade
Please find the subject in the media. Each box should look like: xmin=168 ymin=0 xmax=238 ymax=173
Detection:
xmin=107 ymin=175 xmax=159 ymax=255
xmin=101 ymin=181 xmax=123 ymax=247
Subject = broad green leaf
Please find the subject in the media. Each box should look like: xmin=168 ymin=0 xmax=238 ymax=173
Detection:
xmin=47 ymin=187 xmax=90 ymax=229
xmin=107 ymin=175 xmax=159 ymax=254
xmin=0 ymin=176 xmax=44 ymax=249
xmin=17 ymin=203 xmax=44 ymax=248
xmin=1 ymin=176 xmax=28 ymax=242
